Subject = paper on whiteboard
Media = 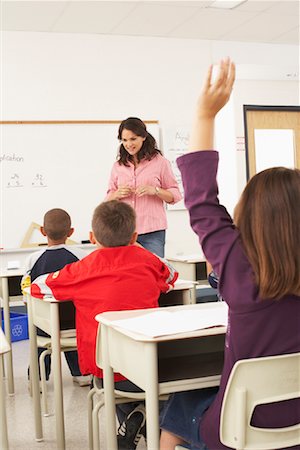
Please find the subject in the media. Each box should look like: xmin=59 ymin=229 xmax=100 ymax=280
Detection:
xmin=254 ymin=129 xmax=295 ymax=172
xmin=113 ymin=305 xmax=228 ymax=338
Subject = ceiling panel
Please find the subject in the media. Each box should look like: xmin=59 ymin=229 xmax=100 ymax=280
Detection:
xmin=1 ymin=1 xmax=68 ymax=31
xmin=52 ymin=1 xmax=138 ymax=33
xmin=0 ymin=0 xmax=299 ymax=45
xmin=167 ymin=8 xmax=257 ymax=40
xmin=271 ymin=27 xmax=300 ymax=45
xmin=222 ymin=10 xmax=300 ymax=43
xmin=264 ymin=0 xmax=300 ymax=16
xmin=111 ymin=3 xmax=200 ymax=36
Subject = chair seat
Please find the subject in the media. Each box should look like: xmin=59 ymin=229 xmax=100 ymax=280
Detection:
xmin=36 ymin=336 xmax=77 ymax=349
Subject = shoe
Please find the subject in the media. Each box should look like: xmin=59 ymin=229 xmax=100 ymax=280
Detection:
xmin=72 ymin=375 xmax=92 ymax=387
xmin=117 ymin=404 xmax=146 ymax=450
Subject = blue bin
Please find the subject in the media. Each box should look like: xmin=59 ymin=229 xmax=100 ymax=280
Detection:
xmin=1 ymin=311 xmax=29 ymax=342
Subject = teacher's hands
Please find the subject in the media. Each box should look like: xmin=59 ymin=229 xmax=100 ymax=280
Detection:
xmin=136 ymin=185 xmax=156 ymax=197
xmin=114 ymin=185 xmax=133 ymax=200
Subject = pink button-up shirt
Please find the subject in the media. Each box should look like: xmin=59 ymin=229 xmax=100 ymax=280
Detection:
xmin=106 ymin=154 xmax=182 ymax=234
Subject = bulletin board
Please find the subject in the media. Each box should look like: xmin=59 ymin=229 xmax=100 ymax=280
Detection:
xmin=243 ymin=105 xmax=300 ymax=179
xmin=0 ymin=120 xmax=159 ymax=249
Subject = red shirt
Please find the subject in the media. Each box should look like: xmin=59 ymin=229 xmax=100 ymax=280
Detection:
xmin=31 ymin=245 xmax=178 ymax=380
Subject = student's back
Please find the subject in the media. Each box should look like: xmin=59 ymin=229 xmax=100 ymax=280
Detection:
xmin=27 ymin=244 xmax=85 ymax=329
xmin=31 ymin=201 xmax=178 ymax=379
xmin=23 ymin=208 xmax=89 ymax=385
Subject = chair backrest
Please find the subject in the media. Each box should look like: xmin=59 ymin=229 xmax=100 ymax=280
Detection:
xmin=220 ymin=352 xmax=300 ymax=450
xmin=25 ymin=292 xmax=76 ymax=338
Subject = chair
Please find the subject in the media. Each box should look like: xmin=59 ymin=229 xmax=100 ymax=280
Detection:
xmin=88 ymin=321 xmax=159 ymax=450
xmin=28 ymin=334 xmax=77 ymax=416
xmin=25 ymin=290 xmax=78 ymax=448
xmin=87 ymin=375 xmax=147 ymax=450
xmin=220 ymin=353 xmax=300 ymax=450
xmin=0 ymin=327 xmax=11 ymax=450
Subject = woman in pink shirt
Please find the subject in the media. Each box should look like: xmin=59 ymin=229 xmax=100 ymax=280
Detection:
xmin=106 ymin=117 xmax=182 ymax=257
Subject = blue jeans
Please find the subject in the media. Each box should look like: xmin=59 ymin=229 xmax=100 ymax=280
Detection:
xmin=160 ymin=387 xmax=218 ymax=450
xmin=137 ymin=230 xmax=166 ymax=257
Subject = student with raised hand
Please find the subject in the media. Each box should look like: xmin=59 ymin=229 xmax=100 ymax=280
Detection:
xmin=30 ymin=200 xmax=178 ymax=450
xmin=21 ymin=208 xmax=90 ymax=386
xmin=106 ymin=117 xmax=182 ymax=257
xmin=159 ymin=59 xmax=300 ymax=450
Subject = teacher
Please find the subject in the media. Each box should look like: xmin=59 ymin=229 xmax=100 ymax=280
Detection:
xmin=106 ymin=117 xmax=182 ymax=257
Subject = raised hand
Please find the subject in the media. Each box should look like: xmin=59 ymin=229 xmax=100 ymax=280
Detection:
xmin=189 ymin=58 xmax=235 ymax=153
xmin=197 ymin=58 xmax=235 ymax=120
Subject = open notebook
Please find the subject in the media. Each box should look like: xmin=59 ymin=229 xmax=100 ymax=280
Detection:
xmin=112 ymin=304 xmax=228 ymax=338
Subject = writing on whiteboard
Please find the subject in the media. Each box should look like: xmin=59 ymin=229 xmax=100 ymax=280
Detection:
xmin=0 ymin=153 xmax=24 ymax=163
xmin=163 ymin=127 xmax=190 ymax=210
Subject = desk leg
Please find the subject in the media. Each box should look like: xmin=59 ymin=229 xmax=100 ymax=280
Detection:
xmin=1 ymin=278 xmax=14 ymax=395
xmin=182 ymin=288 xmax=195 ymax=305
xmin=101 ymin=325 xmax=118 ymax=450
xmin=0 ymin=354 xmax=9 ymax=450
xmin=50 ymin=303 xmax=65 ymax=450
xmin=27 ymin=297 xmax=43 ymax=441
xmin=145 ymin=344 xmax=160 ymax=450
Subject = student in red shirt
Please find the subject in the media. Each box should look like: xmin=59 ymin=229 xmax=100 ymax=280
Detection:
xmin=31 ymin=200 xmax=178 ymax=450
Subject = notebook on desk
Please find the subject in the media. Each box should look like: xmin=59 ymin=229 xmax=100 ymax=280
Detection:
xmin=112 ymin=304 xmax=228 ymax=338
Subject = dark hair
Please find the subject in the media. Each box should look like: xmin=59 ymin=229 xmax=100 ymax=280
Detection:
xmin=234 ymin=166 xmax=300 ymax=299
xmin=117 ymin=117 xmax=162 ymax=166
xmin=92 ymin=200 xmax=136 ymax=247
xmin=43 ymin=208 xmax=71 ymax=241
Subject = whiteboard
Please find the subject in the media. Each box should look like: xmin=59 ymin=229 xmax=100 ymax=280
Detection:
xmin=0 ymin=121 xmax=159 ymax=249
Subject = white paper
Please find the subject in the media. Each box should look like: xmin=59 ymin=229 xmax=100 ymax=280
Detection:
xmin=7 ymin=260 xmax=21 ymax=269
xmin=254 ymin=129 xmax=295 ymax=172
xmin=113 ymin=305 xmax=228 ymax=338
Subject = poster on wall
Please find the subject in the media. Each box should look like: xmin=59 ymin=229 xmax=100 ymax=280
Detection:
xmin=163 ymin=126 xmax=190 ymax=210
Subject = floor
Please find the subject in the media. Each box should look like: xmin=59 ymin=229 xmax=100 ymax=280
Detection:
xmin=5 ymin=339 xmax=147 ymax=450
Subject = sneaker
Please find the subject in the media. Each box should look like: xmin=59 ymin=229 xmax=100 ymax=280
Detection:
xmin=117 ymin=404 xmax=146 ymax=450
xmin=72 ymin=375 xmax=92 ymax=387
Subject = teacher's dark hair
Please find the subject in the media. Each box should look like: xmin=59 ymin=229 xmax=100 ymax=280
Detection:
xmin=117 ymin=117 xmax=162 ymax=166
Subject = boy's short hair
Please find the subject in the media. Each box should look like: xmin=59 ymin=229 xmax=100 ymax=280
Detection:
xmin=92 ymin=200 xmax=136 ymax=247
xmin=43 ymin=208 xmax=71 ymax=241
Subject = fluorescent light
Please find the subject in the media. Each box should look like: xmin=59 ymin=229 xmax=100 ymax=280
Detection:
xmin=209 ymin=0 xmax=247 ymax=9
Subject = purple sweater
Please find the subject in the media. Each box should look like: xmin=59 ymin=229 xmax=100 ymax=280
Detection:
xmin=177 ymin=151 xmax=300 ymax=450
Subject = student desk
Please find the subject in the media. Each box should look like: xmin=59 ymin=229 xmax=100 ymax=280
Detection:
xmin=160 ymin=279 xmax=196 ymax=306
xmin=0 ymin=244 xmax=95 ymax=395
xmin=96 ymin=302 xmax=227 ymax=450
xmin=0 ymin=268 xmax=25 ymax=395
xmin=167 ymin=255 xmax=208 ymax=303
xmin=167 ymin=254 xmax=207 ymax=281
xmin=25 ymin=278 xmax=196 ymax=450
xmin=0 ymin=244 xmax=96 ymax=271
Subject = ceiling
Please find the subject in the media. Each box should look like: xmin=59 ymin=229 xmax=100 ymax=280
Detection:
xmin=0 ymin=0 xmax=299 ymax=45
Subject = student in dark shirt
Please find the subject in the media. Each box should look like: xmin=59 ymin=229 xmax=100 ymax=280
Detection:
xmin=160 ymin=59 xmax=300 ymax=450
xmin=22 ymin=208 xmax=90 ymax=386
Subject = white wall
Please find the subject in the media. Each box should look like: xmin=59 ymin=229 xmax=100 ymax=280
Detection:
xmin=1 ymin=31 xmax=298 ymax=255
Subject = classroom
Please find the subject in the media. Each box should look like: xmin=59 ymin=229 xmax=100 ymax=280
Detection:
xmin=1 ymin=1 xmax=299 ymax=450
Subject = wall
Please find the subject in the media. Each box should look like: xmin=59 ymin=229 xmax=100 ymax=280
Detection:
xmin=1 ymin=31 xmax=298 ymax=255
